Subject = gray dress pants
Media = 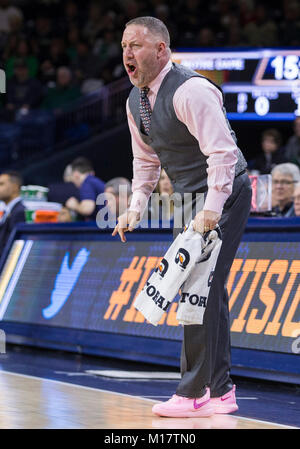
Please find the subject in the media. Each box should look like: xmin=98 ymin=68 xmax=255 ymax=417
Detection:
xmin=173 ymin=172 xmax=252 ymax=398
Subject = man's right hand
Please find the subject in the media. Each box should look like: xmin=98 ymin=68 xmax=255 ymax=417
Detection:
xmin=112 ymin=210 xmax=140 ymax=243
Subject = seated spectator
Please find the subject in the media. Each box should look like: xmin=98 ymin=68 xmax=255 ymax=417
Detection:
xmin=39 ymin=37 xmax=71 ymax=85
xmin=285 ymin=116 xmax=300 ymax=168
xmin=42 ymin=66 xmax=81 ymax=112
xmin=71 ymin=39 xmax=103 ymax=84
xmin=66 ymin=24 xmax=80 ymax=63
xmin=196 ymin=27 xmax=216 ymax=47
xmin=292 ymin=182 xmax=300 ymax=217
xmin=0 ymin=170 xmax=25 ymax=254
xmin=243 ymin=4 xmax=278 ymax=47
xmin=148 ymin=169 xmax=174 ymax=222
xmin=104 ymin=177 xmax=132 ymax=218
xmin=271 ymin=163 xmax=300 ymax=217
xmin=2 ymin=58 xmax=43 ymax=121
xmin=31 ymin=14 xmax=53 ymax=60
xmin=66 ymin=157 xmax=105 ymax=221
xmin=47 ymin=164 xmax=80 ymax=206
xmin=93 ymin=29 xmax=120 ymax=65
xmin=59 ymin=0 xmax=82 ymax=34
xmin=5 ymin=38 xmax=39 ymax=80
xmin=0 ymin=0 xmax=23 ymax=34
xmin=252 ymin=129 xmax=286 ymax=174
xmin=82 ymin=2 xmax=104 ymax=44
xmin=279 ymin=0 xmax=300 ymax=46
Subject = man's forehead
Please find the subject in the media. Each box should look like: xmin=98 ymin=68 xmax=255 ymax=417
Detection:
xmin=273 ymin=173 xmax=292 ymax=179
xmin=122 ymin=24 xmax=152 ymax=41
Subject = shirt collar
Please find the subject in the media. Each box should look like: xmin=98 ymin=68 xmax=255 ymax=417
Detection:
xmin=147 ymin=59 xmax=172 ymax=96
xmin=5 ymin=196 xmax=22 ymax=214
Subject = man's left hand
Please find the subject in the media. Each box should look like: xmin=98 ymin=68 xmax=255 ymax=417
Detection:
xmin=193 ymin=210 xmax=221 ymax=233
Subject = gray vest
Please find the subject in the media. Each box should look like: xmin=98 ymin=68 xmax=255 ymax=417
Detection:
xmin=128 ymin=63 xmax=247 ymax=195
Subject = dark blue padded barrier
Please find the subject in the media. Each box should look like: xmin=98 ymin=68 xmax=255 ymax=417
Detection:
xmin=0 ymin=217 xmax=299 ymax=384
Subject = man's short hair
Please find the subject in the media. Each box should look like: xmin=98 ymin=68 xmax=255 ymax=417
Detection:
xmin=125 ymin=16 xmax=170 ymax=47
xmin=71 ymin=157 xmax=93 ymax=174
xmin=0 ymin=170 xmax=23 ymax=188
xmin=271 ymin=162 xmax=300 ymax=182
xmin=105 ymin=177 xmax=132 ymax=195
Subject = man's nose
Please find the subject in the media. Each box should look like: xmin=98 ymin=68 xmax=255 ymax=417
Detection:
xmin=123 ymin=47 xmax=133 ymax=58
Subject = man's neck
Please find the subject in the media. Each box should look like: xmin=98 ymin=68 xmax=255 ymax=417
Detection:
xmin=147 ymin=58 xmax=172 ymax=92
xmin=4 ymin=195 xmax=20 ymax=206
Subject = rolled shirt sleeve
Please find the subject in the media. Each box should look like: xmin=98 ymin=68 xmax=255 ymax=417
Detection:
xmin=173 ymin=77 xmax=238 ymax=214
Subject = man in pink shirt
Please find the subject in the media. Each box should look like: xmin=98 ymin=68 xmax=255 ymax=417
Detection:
xmin=112 ymin=16 xmax=252 ymax=418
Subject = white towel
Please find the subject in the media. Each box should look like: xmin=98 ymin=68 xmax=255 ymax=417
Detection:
xmin=134 ymin=221 xmax=222 ymax=326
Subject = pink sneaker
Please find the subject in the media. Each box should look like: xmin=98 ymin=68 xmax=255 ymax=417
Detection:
xmin=210 ymin=385 xmax=238 ymax=414
xmin=152 ymin=388 xmax=214 ymax=418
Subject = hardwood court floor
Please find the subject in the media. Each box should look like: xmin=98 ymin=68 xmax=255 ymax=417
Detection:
xmin=0 ymin=371 xmax=296 ymax=429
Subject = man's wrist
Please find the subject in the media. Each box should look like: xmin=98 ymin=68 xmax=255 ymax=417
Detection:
xmin=204 ymin=189 xmax=228 ymax=215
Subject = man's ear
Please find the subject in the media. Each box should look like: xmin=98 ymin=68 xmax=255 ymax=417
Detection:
xmin=157 ymin=41 xmax=167 ymax=58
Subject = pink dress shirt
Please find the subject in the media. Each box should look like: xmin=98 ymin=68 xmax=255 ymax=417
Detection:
xmin=127 ymin=60 xmax=238 ymax=216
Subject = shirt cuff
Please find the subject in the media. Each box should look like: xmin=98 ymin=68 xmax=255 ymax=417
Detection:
xmin=128 ymin=191 xmax=149 ymax=216
xmin=203 ymin=188 xmax=229 ymax=215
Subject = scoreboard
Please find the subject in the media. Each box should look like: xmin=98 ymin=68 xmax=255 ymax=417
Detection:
xmin=172 ymin=49 xmax=300 ymax=120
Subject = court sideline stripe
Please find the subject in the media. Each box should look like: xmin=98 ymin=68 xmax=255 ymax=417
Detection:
xmin=0 ymin=369 xmax=298 ymax=429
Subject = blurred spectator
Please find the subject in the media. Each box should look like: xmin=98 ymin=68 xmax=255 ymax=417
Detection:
xmin=80 ymin=77 xmax=104 ymax=95
xmin=31 ymin=14 xmax=53 ymax=59
xmin=42 ymin=66 xmax=81 ymax=112
xmin=285 ymin=116 xmax=300 ymax=168
xmin=66 ymin=24 xmax=80 ymax=62
xmin=40 ymin=37 xmax=71 ymax=85
xmin=93 ymin=29 xmax=120 ymax=65
xmin=0 ymin=170 xmax=25 ymax=254
xmin=225 ymin=14 xmax=246 ymax=47
xmin=82 ymin=2 xmax=105 ymax=44
xmin=252 ymin=129 xmax=286 ymax=174
xmin=292 ymin=181 xmax=300 ymax=217
xmin=104 ymin=177 xmax=132 ymax=218
xmin=271 ymin=163 xmax=300 ymax=217
xmin=0 ymin=0 xmax=23 ymax=33
xmin=47 ymin=164 xmax=80 ymax=206
xmin=148 ymin=168 xmax=174 ymax=221
xmin=156 ymin=168 xmax=174 ymax=196
xmin=59 ymin=0 xmax=82 ymax=34
xmin=279 ymin=0 xmax=300 ymax=46
xmin=71 ymin=39 xmax=103 ymax=84
xmin=5 ymin=38 xmax=39 ymax=79
xmin=2 ymin=58 xmax=43 ymax=121
xmin=243 ymin=4 xmax=278 ymax=46
xmin=238 ymin=0 xmax=256 ymax=27
xmin=66 ymin=157 xmax=105 ymax=221
xmin=196 ymin=27 xmax=216 ymax=47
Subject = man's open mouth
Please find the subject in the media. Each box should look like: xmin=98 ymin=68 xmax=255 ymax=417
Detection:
xmin=127 ymin=63 xmax=137 ymax=75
